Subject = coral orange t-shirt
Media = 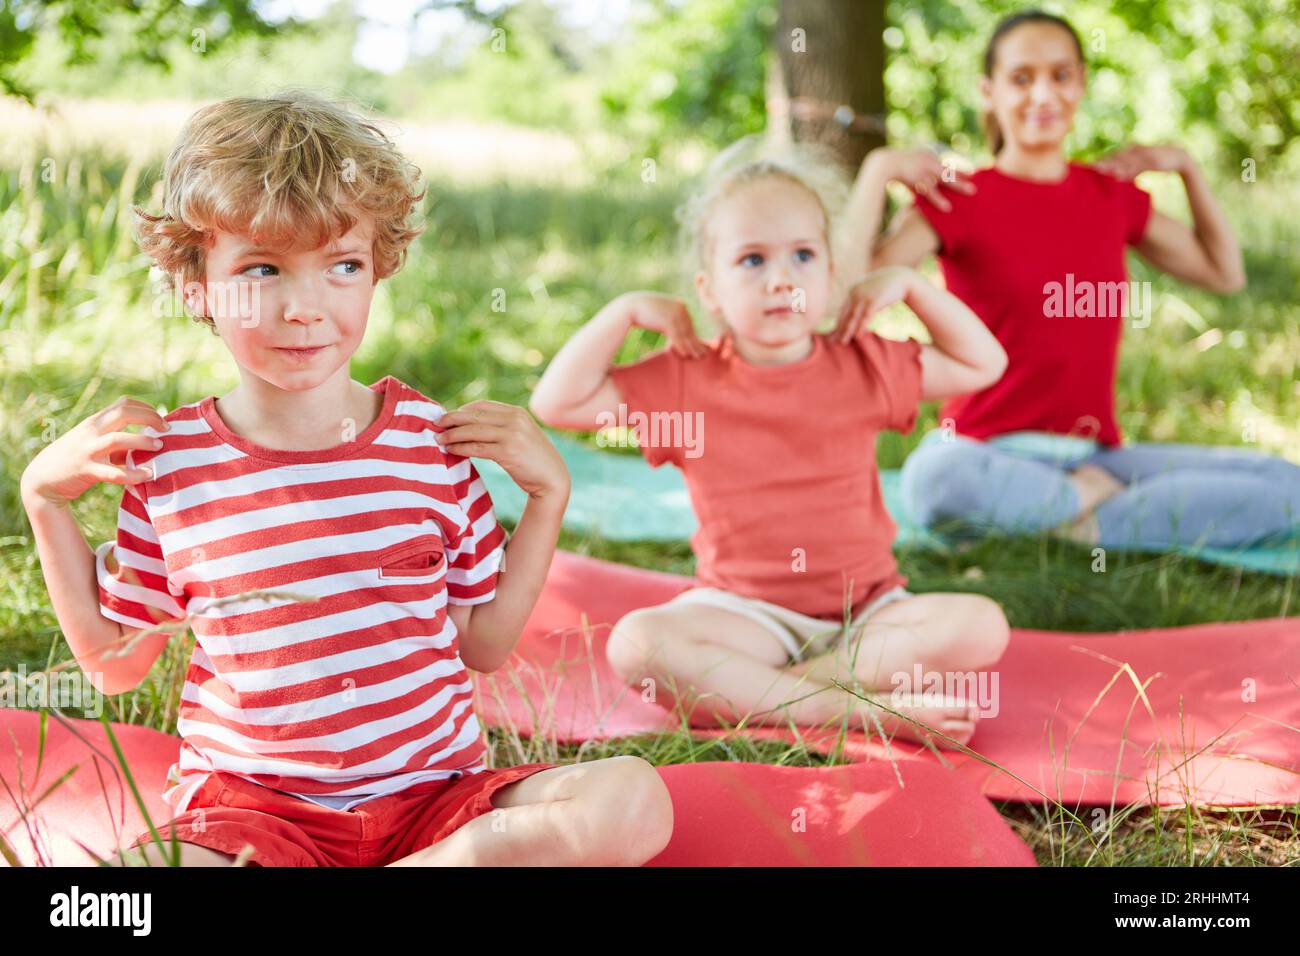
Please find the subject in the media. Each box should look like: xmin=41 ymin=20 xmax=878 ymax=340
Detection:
xmin=913 ymin=162 xmax=1153 ymax=448
xmin=608 ymin=330 xmax=923 ymax=620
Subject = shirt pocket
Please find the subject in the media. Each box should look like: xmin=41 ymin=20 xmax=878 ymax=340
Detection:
xmin=376 ymin=535 xmax=447 ymax=580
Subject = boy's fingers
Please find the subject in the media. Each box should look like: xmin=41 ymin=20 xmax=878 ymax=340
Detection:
xmin=449 ymin=399 xmax=515 ymax=418
xmin=94 ymin=431 xmax=163 ymax=458
xmin=439 ymin=407 xmax=505 ymax=429
xmin=440 ymin=441 xmax=497 ymax=459
xmin=96 ymin=404 xmax=169 ymax=435
xmin=438 ymin=423 xmax=506 ymax=446
xmin=87 ymin=463 xmax=148 ymax=485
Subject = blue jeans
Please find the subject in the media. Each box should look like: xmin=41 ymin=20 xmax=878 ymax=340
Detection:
xmin=899 ymin=429 xmax=1300 ymax=549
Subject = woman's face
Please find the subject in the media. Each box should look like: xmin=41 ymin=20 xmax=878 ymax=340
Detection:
xmin=980 ymin=22 xmax=1085 ymax=153
xmin=694 ymin=176 xmax=833 ymax=349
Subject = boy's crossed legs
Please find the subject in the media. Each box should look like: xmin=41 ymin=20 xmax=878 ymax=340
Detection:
xmin=607 ymin=591 xmax=1009 ymax=748
xmin=109 ymin=756 xmax=672 ymax=867
xmin=389 ymin=757 xmax=671 ymax=866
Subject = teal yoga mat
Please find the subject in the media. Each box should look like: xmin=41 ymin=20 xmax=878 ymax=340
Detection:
xmin=475 ymin=432 xmax=1300 ymax=576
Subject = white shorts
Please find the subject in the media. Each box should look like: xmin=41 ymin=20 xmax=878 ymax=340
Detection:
xmin=662 ymin=585 xmax=914 ymax=663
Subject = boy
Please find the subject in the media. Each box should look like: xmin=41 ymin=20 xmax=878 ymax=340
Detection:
xmin=19 ymin=91 xmax=672 ymax=867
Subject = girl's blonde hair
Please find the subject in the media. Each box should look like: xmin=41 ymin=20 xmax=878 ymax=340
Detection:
xmin=135 ymin=90 xmax=426 ymax=331
xmin=675 ymin=136 xmax=852 ymax=321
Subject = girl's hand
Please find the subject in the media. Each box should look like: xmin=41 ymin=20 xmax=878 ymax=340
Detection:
xmin=620 ymin=292 xmax=708 ymax=358
xmin=834 ymin=266 xmax=916 ymax=343
xmin=437 ymin=401 xmax=570 ymax=502
xmin=20 ymin=397 xmax=170 ymax=507
xmin=1094 ymin=144 xmax=1190 ymax=180
xmin=870 ymin=147 xmax=975 ymax=213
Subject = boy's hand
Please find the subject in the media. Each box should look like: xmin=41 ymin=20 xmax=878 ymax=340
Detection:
xmin=620 ymin=292 xmax=708 ymax=358
xmin=834 ymin=266 xmax=917 ymax=343
xmin=21 ymin=398 xmax=170 ymax=508
xmin=437 ymin=401 xmax=570 ymax=501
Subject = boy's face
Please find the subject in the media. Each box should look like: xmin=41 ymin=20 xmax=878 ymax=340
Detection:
xmin=695 ymin=177 xmax=832 ymax=348
xmin=190 ymin=214 xmax=377 ymax=392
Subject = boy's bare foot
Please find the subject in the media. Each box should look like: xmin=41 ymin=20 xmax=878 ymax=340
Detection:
xmin=856 ymin=694 xmax=978 ymax=748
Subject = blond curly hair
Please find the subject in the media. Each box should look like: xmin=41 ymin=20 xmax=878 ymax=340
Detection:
xmin=135 ymin=90 xmax=426 ymax=331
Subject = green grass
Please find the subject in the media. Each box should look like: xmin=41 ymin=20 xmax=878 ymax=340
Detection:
xmin=1 ymin=138 xmax=1297 ymax=866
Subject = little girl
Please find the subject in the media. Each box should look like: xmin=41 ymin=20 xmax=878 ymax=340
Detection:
xmin=530 ymin=146 xmax=1010 ymax=747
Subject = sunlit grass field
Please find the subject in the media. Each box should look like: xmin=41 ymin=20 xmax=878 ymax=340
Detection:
xmin=1 ymin=101 xmax=1297 ymax=866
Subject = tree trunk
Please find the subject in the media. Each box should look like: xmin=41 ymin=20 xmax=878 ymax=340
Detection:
xmin=773 ymin=0 xmax=885 ymax=171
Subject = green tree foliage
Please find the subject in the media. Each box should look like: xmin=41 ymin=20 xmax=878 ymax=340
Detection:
xmin=599 ymin=0 xmax=774 ymax=156
xmin=882 ymin=0 xmax=1300 ymax=172
xmin=0 ymin=0 xmax=291 ymax=99
xmin=387 ymin=0 xmax=600 ymax=128
xmin=4 ymin=0 xmax=1295 ymax=177
xmin=598 ymin=0 xmax=1299 ymax=175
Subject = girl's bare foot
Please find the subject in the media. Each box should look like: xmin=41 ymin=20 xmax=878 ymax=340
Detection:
xmin=855 ymin=693 xmax=979 ymax=748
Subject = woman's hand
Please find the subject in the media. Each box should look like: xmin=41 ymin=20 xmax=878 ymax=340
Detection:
xmin=833 ymin=266 xmax=917 ymax=343
xmin=619 ymin=292 xmax=708 ymax=358
xmin=868 ymin=147 xmax=975 ymax=213
xmin=20 ymin=397 xmax=169 ymax=508
xmin=437 ymin=401 xmax=570 ymax=502
xmin=1094 ymin=144 xmax=1190 ymax=180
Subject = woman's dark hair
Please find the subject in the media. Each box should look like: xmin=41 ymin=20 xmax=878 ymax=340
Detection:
xmin=981 ymin=9 xmax=1085 ymax=155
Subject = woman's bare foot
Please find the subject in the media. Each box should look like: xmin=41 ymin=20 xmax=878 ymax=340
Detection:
xmin=1050 ymin=464 xmax=1125 ymax=546
xmin=1068 ymin=463 xmax=1125 ymax=512
xmin=855 ymin=693 xmax=978 ymax=748
xmin=1054 ymin=510 xmax=1100 ymax=545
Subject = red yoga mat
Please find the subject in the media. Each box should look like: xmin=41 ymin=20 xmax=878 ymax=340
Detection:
xmin=0 ymin=709 xmax=1033 ymax=866
xmin=476 ymin=552 xmax=1300 ymax=809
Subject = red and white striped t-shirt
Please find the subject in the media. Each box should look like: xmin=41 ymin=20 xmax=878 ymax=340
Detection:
xmin=95 ymin=375 xmax=508 ymax=814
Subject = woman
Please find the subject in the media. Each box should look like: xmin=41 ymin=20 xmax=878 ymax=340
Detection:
xmin=843 ymin=8 xmax=1298 ymax=551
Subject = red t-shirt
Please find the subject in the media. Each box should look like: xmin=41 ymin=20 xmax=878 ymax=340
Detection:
xmin=608 ymin=331 xmax=923 ymax=619
xmin=913 ymin=162 xmax=1153 ymax=447
xmin=96 ymin=375 xmax=508 ymax=814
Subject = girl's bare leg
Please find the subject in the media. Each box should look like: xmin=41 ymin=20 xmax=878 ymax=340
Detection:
xmin=785 ymin=592 xmax=1010 ymax=744
xmin=606 ymin=601 xmax=988 ymax=744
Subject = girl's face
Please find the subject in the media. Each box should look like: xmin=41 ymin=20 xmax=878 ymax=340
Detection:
xmin=187 ymin=214 xmax=377 ymax=393
xmin=980 ymin=22 xmax=1085 ymax=153
xmin=695 ymin=176 xmax=832 ymax=350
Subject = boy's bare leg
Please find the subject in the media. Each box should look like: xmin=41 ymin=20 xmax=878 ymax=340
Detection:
xmin=105 ymin=841 xmax=240 ymax=867
xmin=388 ymin=755 xmax=672 ymax=867
xmin=606 ymin=603 xmax=981 ymax=744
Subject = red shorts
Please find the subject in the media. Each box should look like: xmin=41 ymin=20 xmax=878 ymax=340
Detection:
xmin=129 ymin=764 xmax=556 ymax=867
